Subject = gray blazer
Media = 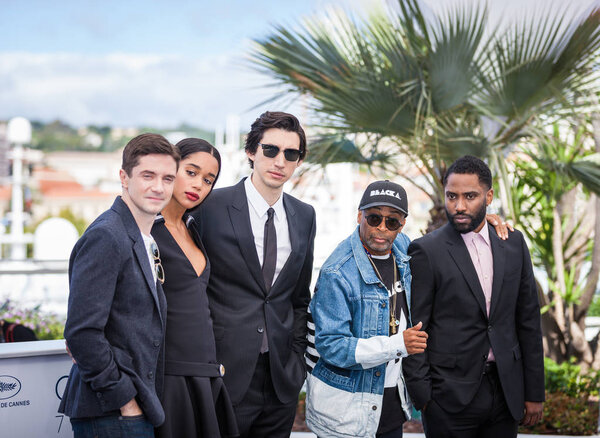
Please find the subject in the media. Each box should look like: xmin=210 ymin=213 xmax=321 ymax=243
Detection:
xmin=58 ymin=197 xmax=167 ymax=426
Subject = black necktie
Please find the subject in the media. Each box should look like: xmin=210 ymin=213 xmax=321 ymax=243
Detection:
xmin=261 ymin=208 xmax=276 ymax=353
xmin=262 ymin=208 xmax=277 ymax=291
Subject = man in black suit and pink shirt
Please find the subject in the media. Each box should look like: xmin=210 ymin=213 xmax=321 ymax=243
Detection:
xmin=403 ymin=155 xmax=544 ymax=437
xmin=195 ymin=111 xmax=316 ymax=438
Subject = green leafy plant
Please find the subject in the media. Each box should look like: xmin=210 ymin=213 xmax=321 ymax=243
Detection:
xmin=589 ymin=293 xmax=600 ymax=316
xmin=1 ymin=299 xmax=65 ymax=340
xmin=520 ymin=357 xmax=600 ymax=435
xmin=520 ymin=391 xmax=599 ymax=435
xmin=544 ymin=357 xmax=600 ymax=397
xmin=250 ymin=0 xmax=600 ymax=231
xmin=250 ymin=0 xmax=600 ymax=367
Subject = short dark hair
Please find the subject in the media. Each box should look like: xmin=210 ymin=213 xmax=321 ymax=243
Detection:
xmin=443 ymin=155 xmax=492 ymax=190
xmin=244 ymin=111 xmax=307 ymax=168
xmin=175 ymin=137 xmax=222 ymax=187
xmin=121 ymin=133 xmax=180 ymax=176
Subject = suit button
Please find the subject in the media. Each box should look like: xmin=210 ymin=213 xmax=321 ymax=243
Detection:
xmin=153 ymin=340 xmax=160 ymax=347
xmin=265 ymin=299 xmax=270 ymax=304
xmin=483 ymin=354 xmax=488 ymax=360
xmin=372 ymin=405 xmax=377 ymax=410
xmin=375 ymin=371 xmax=381 ymax=377
xmin=487 ymin=325 xmax=492 ymax=332
xmin=147 ymin=371 xmax=154 ymax=379
xmin=257 ymin=327 xmax=264 ymax=333
xmin=96 ymin=392 xmax=102 ymax=398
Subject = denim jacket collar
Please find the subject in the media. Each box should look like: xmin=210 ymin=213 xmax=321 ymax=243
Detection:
xmin=350 ymin=226 xmax=410 ymax=286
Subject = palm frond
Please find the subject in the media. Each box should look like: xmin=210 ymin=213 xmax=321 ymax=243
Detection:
xmin=305 ymin=133 xmax=397 ymax=169
xmin=427 ymin=1 xmax=488 ymax=111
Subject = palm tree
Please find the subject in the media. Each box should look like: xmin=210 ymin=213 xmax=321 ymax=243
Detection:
xmin=513 ymin=121 xmax=600 ymax=366
xmin=250 ymin=0 xmax=600 ymax=365
xmin=250 ymin=0 xmax=600 ymax=230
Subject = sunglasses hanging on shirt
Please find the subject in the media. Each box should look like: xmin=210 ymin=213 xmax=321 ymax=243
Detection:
xmin=150 ymin=241 xmax=165 ymax=284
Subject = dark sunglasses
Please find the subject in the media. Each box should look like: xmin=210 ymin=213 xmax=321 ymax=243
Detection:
xmin=258 ymin=143 xmax=302 ymax=162
xmin=365 ymin=214 xmax=404 ymax=231
xmin=150 ymin=241 xmax=165 ymax=284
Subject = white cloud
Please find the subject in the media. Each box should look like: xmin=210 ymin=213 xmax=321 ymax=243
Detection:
xmin=0 ymin=51 xmax=280 ymax=129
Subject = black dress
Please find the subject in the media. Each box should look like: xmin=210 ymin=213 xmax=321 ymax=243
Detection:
xmin=153 ymin=215 xmax=239 ymax=438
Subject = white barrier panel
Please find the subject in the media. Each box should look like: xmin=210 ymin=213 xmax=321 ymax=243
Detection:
xmin=0 ymin=340 xmax=73 ymax=437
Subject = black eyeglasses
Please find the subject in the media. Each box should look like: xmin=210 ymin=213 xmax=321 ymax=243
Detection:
xmin=364 ymin=214 xmax=404 ymax=231
xmin=258 ymin=143 xmax=302 ymax=162
xmin=150 ymin=241 xmax=165 ymax=284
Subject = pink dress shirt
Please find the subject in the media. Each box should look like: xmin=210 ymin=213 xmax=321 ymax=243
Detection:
xmin=461 ymin=222 xmax=495 ymax=362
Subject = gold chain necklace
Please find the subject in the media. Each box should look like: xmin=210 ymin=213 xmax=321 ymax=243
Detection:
xmin=367 ymin=254 xmax=401 ymax=335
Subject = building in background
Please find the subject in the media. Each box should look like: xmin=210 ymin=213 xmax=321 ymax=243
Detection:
xmin=0 ymin=117 xmax=433 ymax=315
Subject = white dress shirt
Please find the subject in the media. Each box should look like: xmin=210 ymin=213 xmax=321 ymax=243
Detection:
xmin=141 ymin=232 xmax=157 ymax=285
xmin=244 ymin=176 xmax=292 ymax=286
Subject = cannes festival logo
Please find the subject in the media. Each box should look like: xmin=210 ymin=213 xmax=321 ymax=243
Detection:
xmin=0 ymin=375 xmax=21 ymax=400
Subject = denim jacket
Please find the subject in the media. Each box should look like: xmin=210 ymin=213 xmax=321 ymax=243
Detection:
xmin=306 ymin=227 xmax=413 ymax=438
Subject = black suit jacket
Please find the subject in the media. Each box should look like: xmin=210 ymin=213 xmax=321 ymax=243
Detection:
xmin=403 ymin=223 xmax=544 ymax=420
xmin=195 ymin=179 xmax=316 ymax=405
xmin=59 ymin=197 xmax=167 ymax=426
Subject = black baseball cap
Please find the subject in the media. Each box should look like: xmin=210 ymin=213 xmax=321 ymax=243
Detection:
xmin=359 ymin=180 xmax=408 ymax=216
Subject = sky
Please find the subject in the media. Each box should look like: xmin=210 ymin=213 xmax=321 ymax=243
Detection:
xmin=1 ymin=0 xmax=599 ymax=131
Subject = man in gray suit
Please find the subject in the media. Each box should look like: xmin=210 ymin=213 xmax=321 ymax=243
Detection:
xmin=59 ymin=134 xmax=180 ymax=438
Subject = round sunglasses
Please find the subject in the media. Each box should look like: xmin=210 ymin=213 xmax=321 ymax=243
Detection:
xmin=364 ymin=214 xmax=404 ymax=231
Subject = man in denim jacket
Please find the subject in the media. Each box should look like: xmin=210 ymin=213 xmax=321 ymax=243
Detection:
xmin=305 ymin=180 xmax=428 ymax=438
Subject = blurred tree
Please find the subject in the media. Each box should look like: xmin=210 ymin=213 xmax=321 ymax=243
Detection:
xmin=513 ymin=120 xmax=600 ymax=367
xmin=31 ymin=119 xmax=86 ymax=151
xmin=34 ymin=207 xmax=88 ymax=237
xmin=250 ymin=0 xmax=600 ymax=366
xmin=250 ymin=0 xmax=600 ymax=230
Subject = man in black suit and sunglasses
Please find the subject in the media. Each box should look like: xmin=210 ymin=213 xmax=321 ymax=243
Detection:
xmin=195 ymin=111 xmax=316 ymax=438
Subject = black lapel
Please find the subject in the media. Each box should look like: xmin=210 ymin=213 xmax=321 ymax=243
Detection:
xmin=488 ymin=229 xmax=506 ymax=321
xmin=270 ymin=194 xmax=301 ymax=292
xmin=228 ymin=180 xmax=267 ymax=294
xmin=443 ymin=223 xmax=488 ymax=319
xmin=112 ymin=197 xmax=164 ymax=325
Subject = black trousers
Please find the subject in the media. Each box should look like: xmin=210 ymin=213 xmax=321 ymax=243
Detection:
xmin=423 ymin=363 xmax=518 ymax=438
xmin=377 ymin=426 xmax=403 ymax=438
xmin=234 ymin=353 xmax=297 ymax=438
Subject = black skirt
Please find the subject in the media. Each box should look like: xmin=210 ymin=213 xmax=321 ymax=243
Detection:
xmin=156 ymin=374 xmax=239 ymax=438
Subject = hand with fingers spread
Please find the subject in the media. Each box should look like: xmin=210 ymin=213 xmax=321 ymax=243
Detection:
xmin=403 ymin=321 xmax=428 ymax=355
xmin=486 ymin=213 xmax=514 ymax=240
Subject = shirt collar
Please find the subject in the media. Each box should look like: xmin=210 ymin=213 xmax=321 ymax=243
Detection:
xmin=244 ymin=175 xmax=285 ymax=219
xmin=461 ymin=221 xmax=491 ymax=247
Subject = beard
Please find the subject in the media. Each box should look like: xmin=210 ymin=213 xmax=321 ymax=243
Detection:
xmin=359 ymin=228 xmax=394 ymax=255
xmin=446 ymin=201 xmax=487 ymax=234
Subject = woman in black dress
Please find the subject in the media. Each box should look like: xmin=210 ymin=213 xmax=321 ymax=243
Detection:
xmin=154 ymin=138 xmax=238 ymax=438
